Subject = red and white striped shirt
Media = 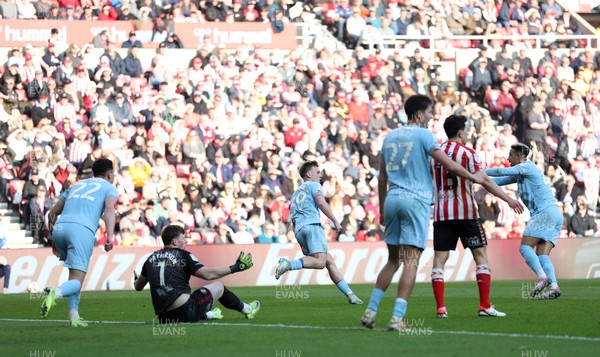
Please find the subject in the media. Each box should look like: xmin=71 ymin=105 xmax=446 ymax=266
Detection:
xmin=431 ymin=140 xmax=482 ymax=222
xmin=68 ymin=139 xmax=91 ymax=164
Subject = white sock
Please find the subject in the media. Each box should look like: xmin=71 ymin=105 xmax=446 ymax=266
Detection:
xmin=551 ymin=282 xmax=559 ymax=289
xmin=55 ymin=288 xmax=63 ymax=299
xmin=205 ymin=311 xmax=214 ymax=319
xmin=365 ymin=308 xmax=376 ymax=317
xmin=68 ymin=309 xmax=79 ymax=320
xmin=241 ymin=303 xmax=252 ymax=314
xmin=536 ymin=269 xmax=547 ymax=280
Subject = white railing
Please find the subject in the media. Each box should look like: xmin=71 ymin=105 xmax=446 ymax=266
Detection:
xmin=295 ymin=22 xmax=347 ymax=52
xmin=359 ymin=34 xmax=600 ymax=52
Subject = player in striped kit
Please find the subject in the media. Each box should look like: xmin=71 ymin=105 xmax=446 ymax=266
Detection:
xmin=362 ymin=95 xmax=487 ymax=332
xmin=431 ymin=115 xmax=524 ymax=318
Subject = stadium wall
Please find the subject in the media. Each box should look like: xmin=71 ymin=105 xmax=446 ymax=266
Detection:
xmin=0 ymin=20 xmax=297 ymax=49
xmin=2 ymin=239 xmax=599 ymax=293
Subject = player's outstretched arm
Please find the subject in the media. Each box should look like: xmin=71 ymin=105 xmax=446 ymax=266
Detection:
xmin=315 ymin=195 xmax=342 ymax=232
xmin=193 ymin=252 xmax=254 ymax=280
xmin=431 ymin=149 xmax=480 ymax=183
xmin=484 ymin=166 xmax=521 ymax=177
xmin=474 ymin=171 xmax=524 ymax=214
xmin=103 ymin=196 xmax=117 ymax=252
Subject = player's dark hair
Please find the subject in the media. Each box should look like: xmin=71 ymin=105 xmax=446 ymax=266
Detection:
xmin=299 ymin=161 xmax=319 ymax=180
xmin=92 ymin=158 xmax=113 ymax=177
xmin=443 ymin=115 xmax=467 ymax=138
xmin=162 ymin=225 xmax=185 ymax=246
xmin=511 ymin=143 xmax=531 ymax=159
xmin=404 ymin=94 xmax=433 ymax=122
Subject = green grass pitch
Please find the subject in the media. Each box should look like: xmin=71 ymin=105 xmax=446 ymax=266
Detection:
xmin=1 ymin=280 xmax=599 ymax=357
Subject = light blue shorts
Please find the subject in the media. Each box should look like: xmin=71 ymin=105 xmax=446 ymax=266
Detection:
xmin=384 ymin=198 xmax=430 ymax=250
xmin=53 ymin=222 xmax=96 ymax=272
xmin=295 ymin=224 xmax=328 ymax=256
xmin=523 ymin=206 xmax=563 ymax=246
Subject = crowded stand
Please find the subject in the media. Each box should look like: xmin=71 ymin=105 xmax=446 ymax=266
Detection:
xmin=0 ymin=0 xmax=598 ymax=249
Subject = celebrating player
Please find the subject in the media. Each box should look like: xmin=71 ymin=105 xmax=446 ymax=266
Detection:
xmin=361 ymin=95 xmax=486 ymax=331
xmin=431 ymin=115 xmax=524 ymax=318
xmin=41 ymin=158 xmax=118 ymax=327
xmin=274 ymin=160 xmax=364 ymax=305
xmin=135 ymin=224 xmax=260 ymax=323
xmin=486 ymin=143 xmax=563 ymax=299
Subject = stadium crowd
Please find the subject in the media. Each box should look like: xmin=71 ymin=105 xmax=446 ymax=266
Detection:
xmin=0 ymin=0 xmax=598 ymax=248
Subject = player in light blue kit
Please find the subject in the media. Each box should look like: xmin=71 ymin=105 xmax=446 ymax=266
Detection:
xmin=361 ymin=94 xmax=486 ymax=331
xmin=275 ymin=160 xmax=363 ymax=305
xmin=486 ymin=143 xmax=563 ymax=299
xmin=41 ymin=158 xmax=118 ymax=326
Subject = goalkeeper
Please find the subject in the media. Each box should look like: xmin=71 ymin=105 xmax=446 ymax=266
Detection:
xmin=134 ymin=225 xmax=259 ymax=323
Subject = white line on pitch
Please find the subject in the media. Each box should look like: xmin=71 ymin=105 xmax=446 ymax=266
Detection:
xmin=1 ymin=318 xmax=598 ymax=342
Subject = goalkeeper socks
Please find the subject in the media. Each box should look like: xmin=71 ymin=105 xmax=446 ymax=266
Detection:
xmin=290 ymin=258 xmax=304 ymax=270
xmin=538 ymin=255 xmax=558 ymax=288
xmin=367 ymin=288 xmax=384 ymax=312
xmin=219 ymin=287 xmax=244 ymax=312
xmin=241 ymin=303 xmax=252 ymax=315
xmin=392 ymin=298 xmax=408 ymax=318
xmin=335 ymin=280 xmax=352 ymax=295
xmin=519 ymin=245 xmax=546 ymax=279
xmin=57 ymin=279 xmax=82 ymax=298
xmin=431 ymin=268 xmax=445 ymax=309
xmin=475 ymin=264 xmax=491 ymax=309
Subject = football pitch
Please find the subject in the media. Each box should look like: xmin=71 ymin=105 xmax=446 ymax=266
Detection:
xmin=1 ymin=280 xmax=599 ymax=357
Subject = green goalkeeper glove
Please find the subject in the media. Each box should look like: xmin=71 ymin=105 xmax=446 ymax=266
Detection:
xmin=230 ymin=251 xmax=253 ymax=273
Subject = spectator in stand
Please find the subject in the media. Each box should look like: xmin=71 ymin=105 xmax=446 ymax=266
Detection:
xmin=161 ymin=31 xmax=184 ymax=49
xmin=555 ymin=129 xmax=581 ymax=174
xmin=569 ymin=200 xmax=598 ymax=237
xmin=98 ymin=3 xmax=118 ymax=21
xmin=28 ymin=185 xmax=52 ymax=246
xmin=346 ymin=7 xmax=366 ymax=49
xmin=557 ymin=175 xmax=584 ymax=214
xmin=0 ymin=256 xmax=10 ymax=293
xmin=122 ymin=31 xmax=143 ymax=49
xmin=582 ymin=157 xmax=599 ymax=213
xmin=498 ymin=0 xmax=525 ymax=28
xmin=123 ymin=47 xmax=143 ymax=78
xmin=118 ymin=3 xmax=137 ymax=21
xmin=541 ymin=0 xmax=562 ymax=19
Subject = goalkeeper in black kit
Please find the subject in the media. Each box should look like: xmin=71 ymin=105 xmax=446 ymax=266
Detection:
xmin=135 ymin=225 xmax=260 ymax=323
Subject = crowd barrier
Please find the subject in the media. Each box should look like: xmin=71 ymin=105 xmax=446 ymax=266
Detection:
xmin=2 ymin=239 xmax=599 ymax=293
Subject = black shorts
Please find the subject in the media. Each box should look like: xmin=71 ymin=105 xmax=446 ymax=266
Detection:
xmin=158 ymin=288 xmax=213 ymax=323
xmin=433 ymin=220 xmax=487 ymax=251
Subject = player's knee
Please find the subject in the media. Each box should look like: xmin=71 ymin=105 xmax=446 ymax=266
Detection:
xmin=388 ymin=258 xmax=401 ymax=270
xmin=519 ymin=245 xmax=531 ymax=257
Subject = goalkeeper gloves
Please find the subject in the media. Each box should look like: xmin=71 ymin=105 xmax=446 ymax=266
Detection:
xmin=230 ymin=251 xmax=253 ymax=273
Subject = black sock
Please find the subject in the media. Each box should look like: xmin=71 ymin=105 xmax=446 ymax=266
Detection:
xmin=219 ymin=287 xmax=244 ymax=312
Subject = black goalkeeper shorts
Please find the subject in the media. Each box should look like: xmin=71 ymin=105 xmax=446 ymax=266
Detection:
xmin=158 ymin=288 xmax=213 ymax=323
